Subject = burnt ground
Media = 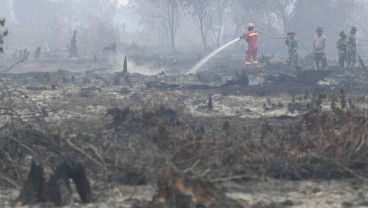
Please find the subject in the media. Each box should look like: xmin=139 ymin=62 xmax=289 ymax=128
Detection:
xmin=1 ymin=54 xmax=368 ymax=207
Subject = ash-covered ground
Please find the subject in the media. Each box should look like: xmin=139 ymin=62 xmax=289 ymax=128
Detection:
xmin=1 ymin=54 xmax=368 ymax=207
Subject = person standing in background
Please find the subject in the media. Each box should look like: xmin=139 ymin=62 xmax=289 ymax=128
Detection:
xmin=347 ymin=27 xmax=357 ymax=70
xmin=285 ymin=31 xmax=299 ymax=70
xmin=313 ymin=27 xmax=327 ymax=70
xmin=336 ymin=30 xmax=348 ymax=70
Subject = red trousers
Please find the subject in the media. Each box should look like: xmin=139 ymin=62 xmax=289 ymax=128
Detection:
xmin=245 ymin=47 xmax=258 ymax=69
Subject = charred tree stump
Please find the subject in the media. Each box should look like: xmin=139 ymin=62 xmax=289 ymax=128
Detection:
xmin=112 ymin=56 xmax=129 ymax=85
xmin=16 ymin=162 xmax=45 ymax=206
xmin=23 ymin=48 xmax=29 ymax=60
xmin=70 ymin=163 xmax=92 ymax=203
xmin=240 ymin=71 xmax=250 ymax=86
xmin=34 ymin=47 xmax=41 ymax=60
xmin=12 ymin=48 xmax=30 ymax=61
xmin=123 ymin=56 xmax=128 ymax=74
xmin=0 ymin=19 xmax=8 ymax=53
xmin=207 ymin=94 xmax=213 ymax=110
xmin=47 ymin=162 xmax=73 ymax=206
xmin=222 ymin=121 xmax=231 ymax=137
xmin=17 ymin=161 xmax=92 ymax=206
xmin=67 ymin=31 xmax=79 ymax=58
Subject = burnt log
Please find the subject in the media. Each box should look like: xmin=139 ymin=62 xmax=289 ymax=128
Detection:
xmin=296 ymin=70 xmax=334 ymax=84
xmin=221 ymin=70 xmax=249 ymax=87
xmin=151 ymin=168 xmax=216 ymax=208
xmin=148 ymin=168 xmax=245 ymax=208
xmin=196 ymin=71 xmax=223 ymax=84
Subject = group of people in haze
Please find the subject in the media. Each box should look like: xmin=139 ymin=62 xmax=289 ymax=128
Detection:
xmin=240 ymin=22 xmax=359 ymax=71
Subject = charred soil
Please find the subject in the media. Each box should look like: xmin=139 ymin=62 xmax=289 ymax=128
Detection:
xmin=1 ymin=55 xmax=368 ymax=207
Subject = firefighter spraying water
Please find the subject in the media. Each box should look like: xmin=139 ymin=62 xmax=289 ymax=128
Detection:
xmin=187 ymin=21 xmax=320 ymax=76
xmin=240 ymin=23 xmax=259 ymax=69
xmin=187 ymin=22 xmax=260 ymax=75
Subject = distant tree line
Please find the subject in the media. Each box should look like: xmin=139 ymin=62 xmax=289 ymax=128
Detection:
xmin=2 ymin=0 xmax=120 ymax=55
xmin=2 ymin=0 xmax=368 ymax=56
xmin=129 ymin=0 xmax=368 ymax=55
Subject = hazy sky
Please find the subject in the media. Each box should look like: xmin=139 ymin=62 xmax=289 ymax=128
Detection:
xmin=118 ymin=0 xmax=129 ymax=6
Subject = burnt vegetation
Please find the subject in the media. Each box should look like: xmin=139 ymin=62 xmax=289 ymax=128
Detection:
xmin=2 ymin=66 xmax=368 ymax=207
xmin=1 ymin=0 xmax=368 ymax=206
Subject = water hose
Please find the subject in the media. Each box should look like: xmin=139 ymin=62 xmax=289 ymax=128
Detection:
xmin=257 ymin=29 xmax=313 ymax=55
xmin=257 ymin=29 xmax=316 ymax=69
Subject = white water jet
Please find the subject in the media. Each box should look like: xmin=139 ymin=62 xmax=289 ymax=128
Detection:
xmin=187 ymin=38 xmax=241 ymax=74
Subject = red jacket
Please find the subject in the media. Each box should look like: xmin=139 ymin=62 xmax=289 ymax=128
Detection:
xmin=245 ymin=30 xmax=258 ymax=50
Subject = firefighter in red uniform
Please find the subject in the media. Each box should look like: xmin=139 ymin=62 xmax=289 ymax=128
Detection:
xmin=240 ymin=23 xmax=258 ymax=69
